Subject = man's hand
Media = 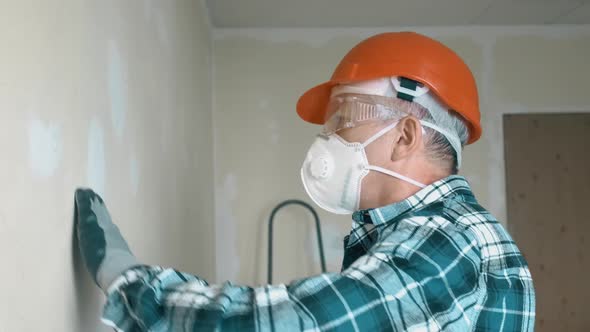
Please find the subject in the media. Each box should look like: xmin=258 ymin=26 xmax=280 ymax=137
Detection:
xmin=75 ymin=188 xmax=139 ymax=289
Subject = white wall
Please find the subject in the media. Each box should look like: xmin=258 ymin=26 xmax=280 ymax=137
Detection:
xmin=212 ymin=25 xmax=590 ymax=286
xmin=0 ymin=0 xmax=214 ymax=331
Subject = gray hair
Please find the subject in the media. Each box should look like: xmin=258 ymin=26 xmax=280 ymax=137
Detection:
xmin=386 ymin=94 xmax=469 ymax=174
xmin=421 ymin=107 xmax=469 ymax=174
xmin=333 ymin=76 xmax=470 ymax=173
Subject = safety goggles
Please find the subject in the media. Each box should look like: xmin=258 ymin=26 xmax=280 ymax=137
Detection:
xmin=322 ymin=93 xmax=427 ymax=135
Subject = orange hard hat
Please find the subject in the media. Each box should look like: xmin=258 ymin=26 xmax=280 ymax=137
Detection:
xmin=296 ymin=31 xmax=481 ymax=144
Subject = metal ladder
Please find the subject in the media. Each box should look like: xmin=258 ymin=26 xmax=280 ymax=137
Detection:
xmin=267 ymin=200 xmax=327 ymax=284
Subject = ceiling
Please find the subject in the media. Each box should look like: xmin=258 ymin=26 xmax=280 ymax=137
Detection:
xmin=206 ymin=0 xmax=590 ymax=28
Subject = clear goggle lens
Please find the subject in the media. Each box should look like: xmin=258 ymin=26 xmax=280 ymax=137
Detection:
xmin=322 ymin=94 xmax=427 ymax=135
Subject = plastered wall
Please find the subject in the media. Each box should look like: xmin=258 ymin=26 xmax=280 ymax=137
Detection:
xmin=0 ymin=0 xmax=214 ymax=331
xmin=212 ymin=25 xmax=590 ymax=285
xmin=2 ymin=6 xmax=589 ymax=328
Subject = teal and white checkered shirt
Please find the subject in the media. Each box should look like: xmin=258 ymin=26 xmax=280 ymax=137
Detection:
xmin=102 ymin=176 xmax=535 ymax=331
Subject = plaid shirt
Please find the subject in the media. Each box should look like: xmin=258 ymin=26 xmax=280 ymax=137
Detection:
xmin=102 ymin=176 xmax=535 ymax=331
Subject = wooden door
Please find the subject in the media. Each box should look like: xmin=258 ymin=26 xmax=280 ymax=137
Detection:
xmin=504 ymin=113 xmax=590 ymax=331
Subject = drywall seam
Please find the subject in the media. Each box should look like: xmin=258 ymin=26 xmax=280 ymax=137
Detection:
xmin=214 ymin=173 xmax=240 ymax=283
xmin=200 ymin=0 xmax=214 ymax=29
xmin=143 ymin=0 xmax=154 ymax=20
xmin=481 ymin=35 xmax=507 ymax=223
xmin=212 ymin=34 xmax=225 ymax=283
xmin=87 ymin=117 xmax=106 ymax=197
xmin=207 ymin=0 xmax=220 ymax=283
xmin=129 ymin=154 xmax=140 ymax=196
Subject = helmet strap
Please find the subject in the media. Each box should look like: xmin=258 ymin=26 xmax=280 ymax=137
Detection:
xmin=392 ymin=77 xmax=428 ymax=102
xmin=397 ymin=77 xmax=418 ymax=101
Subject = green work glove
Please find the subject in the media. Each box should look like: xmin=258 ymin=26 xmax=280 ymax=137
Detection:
xmin=75 ymin=188 xmax=139 ymax=289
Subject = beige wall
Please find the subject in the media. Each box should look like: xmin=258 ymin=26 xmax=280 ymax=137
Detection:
xmin=2 ymin=5 xmax=589 ymax=328
xmin=212 ymin=25 xmax=590 ymax=285
xmin=0 ymin=0 xmax=214 ymax=331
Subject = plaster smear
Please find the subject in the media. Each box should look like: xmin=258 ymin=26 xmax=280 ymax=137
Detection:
xmin=87 ymin=118 xmax=105 ymax=196
xmin=107 ymin=40 xmax=128 ymax=138
xmin=267 ymin=120 xmax=280 ymax=145
xmin=159 ymin=92 xmax=173 ymax=151
xmin=215 ymin=173 xmax=241 ymax=282
xmin=0 ymin=212 xmax=5 ymax=235
xmin=143 ymin=0 xmax=172 ymax=50
xmin=129 ymin=155 xmax=140 ymax=196
xmin=155 ymin=11 xmax=171 ymax=49
xmin=28 ymin=116 xmax=62 ymax=177
xmin=260 ymin=100 xmax=280 ymax=145
xmin=143 ymin=0 xmax=154 ymax=20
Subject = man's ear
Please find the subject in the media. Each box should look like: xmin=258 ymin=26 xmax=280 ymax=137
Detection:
xmin=390 ymin=116 xmax=422 ymax=162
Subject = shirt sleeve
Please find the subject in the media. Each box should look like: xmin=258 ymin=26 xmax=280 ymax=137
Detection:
xmin=101 ymin=222 xmax=484 ymax=332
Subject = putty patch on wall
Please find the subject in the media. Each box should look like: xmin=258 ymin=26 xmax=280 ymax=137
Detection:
xmin=107 ymin=40 xmax=128 ymax=139
xmin=28 ymin=116 xmax=62 ymax=178
xmin=87 ymin=118 xmax=106 ymax=196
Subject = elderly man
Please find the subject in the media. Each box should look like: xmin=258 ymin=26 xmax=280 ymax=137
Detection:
xmin=76 ymin=32 xmax=535 ymax=331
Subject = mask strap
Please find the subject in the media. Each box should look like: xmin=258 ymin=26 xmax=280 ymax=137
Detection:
xmin=420 ymin=121 xmax=463 ymax=168
xmin=361 ymin=121 xmax=399 ymax=148
xmin=366 ymin=165 xmax=427 ymax=189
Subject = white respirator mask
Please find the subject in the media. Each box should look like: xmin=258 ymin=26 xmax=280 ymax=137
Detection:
xmin=301 ymin=121 xmax=429 ymax=215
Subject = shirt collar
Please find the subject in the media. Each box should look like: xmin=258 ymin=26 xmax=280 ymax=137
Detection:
xmin=352 ymin=175 xmax=475 ymax=225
